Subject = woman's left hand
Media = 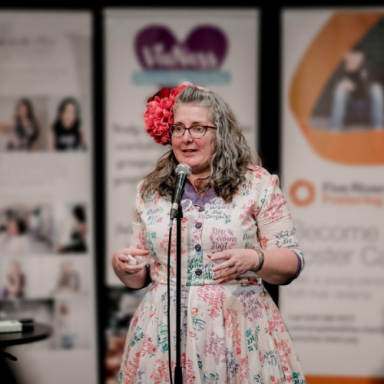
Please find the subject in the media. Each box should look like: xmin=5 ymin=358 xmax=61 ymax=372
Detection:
xmin=208 ymin=249 xmax=259 ymax=284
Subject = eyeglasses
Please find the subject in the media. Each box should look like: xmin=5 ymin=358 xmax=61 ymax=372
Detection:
xmin=170 ymin=124 xmax=217 ymax=139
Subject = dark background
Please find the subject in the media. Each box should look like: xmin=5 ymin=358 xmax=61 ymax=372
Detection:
xmin=1 ymin=2 xmax=382 ymax=383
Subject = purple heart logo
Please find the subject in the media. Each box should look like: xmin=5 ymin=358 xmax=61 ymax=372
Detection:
xmin=135 ymin=25 xmax=228 ymax=70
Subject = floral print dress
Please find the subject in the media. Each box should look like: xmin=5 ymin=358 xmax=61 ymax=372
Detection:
xmin=118 ymin=166 xmax=306 ymax=384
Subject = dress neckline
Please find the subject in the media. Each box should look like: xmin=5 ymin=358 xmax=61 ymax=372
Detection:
xmin=183 ymin=180 xmax=217 ymax=207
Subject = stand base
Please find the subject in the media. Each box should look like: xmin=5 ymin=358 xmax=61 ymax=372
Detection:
xmin=1 ymin=350 xmax=17 ymax=361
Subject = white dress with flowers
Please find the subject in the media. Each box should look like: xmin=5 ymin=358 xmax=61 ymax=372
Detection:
xmin=118 ymin=166 xmax=306 ymax=384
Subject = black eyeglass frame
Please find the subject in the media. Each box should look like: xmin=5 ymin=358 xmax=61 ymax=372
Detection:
xmin=169 ymin=124 xmax=217 ymax=138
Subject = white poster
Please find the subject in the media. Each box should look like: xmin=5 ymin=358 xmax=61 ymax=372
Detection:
xmin=281 ymin=10 xmax=384 ymax=381
xmin=104 ymin=8 xmax=259 ymax=383
xmin=0 ymin=12 xmax=97 ymax=384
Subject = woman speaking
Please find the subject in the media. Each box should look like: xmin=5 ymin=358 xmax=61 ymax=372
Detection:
xmin=112 ymin=83 xmax=306 ymax=383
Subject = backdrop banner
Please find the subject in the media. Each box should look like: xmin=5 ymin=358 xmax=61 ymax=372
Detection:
xmin=105 ymin=8 xmax=259 ymax=383
xmin=281 ymin=9 xmax=384 ymax=382
xmin=0 ymin=11 xmax=97 ymax=384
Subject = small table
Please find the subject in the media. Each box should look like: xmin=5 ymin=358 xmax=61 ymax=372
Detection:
xmin=0 ymin=323 xmax=52 ymax=361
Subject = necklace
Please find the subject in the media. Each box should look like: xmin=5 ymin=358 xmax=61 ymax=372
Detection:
xmin=192 ymin=176 xmax=211 ymax=196
xmin=197 ymin=184 xmax=210 ymax=196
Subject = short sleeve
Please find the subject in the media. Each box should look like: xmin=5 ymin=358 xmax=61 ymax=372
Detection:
xmin=256 ymin=173 xmax=304 ymax=282
xmin=128 ymin=181 xmax=147 ymax=250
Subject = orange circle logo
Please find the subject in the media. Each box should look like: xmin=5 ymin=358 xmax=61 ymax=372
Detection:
xmin=290 ymin=180 xmax=315 ymax=207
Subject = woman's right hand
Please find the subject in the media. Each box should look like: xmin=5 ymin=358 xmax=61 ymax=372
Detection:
xmin=112 ymin=248 xmax=150 ymax=279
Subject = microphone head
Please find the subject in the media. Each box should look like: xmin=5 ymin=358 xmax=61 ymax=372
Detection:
xmin=176 ymin=163 xmax=192 ymax=177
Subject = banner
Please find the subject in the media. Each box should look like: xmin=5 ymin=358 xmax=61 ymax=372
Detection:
xmin=105 ymin=8 xmax=258 ymax=383
xmin=0 ymin=12 xmax=97 ymax=383
xmin=281 ymin=10 xmax=384 ymax=382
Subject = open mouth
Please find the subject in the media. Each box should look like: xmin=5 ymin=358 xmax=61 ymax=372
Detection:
xmin=182 ymin=149 xmax=198 ymax=153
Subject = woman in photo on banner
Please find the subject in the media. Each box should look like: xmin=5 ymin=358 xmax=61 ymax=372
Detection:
xmin=112 ymin=83 xmax=306 ymax=383
xmin=0 ymin=213 xmax=29 ymax=257
xmin=2 ymin=260 xmax=27 ymax=300
xmin=49 ymin=97 xmax=87 ymax=151
xmin=0 ymin=98 xmax=40 ymax=151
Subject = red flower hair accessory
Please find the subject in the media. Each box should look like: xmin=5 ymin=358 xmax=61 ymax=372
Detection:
xmin=144 ymin=82 xmax=200 ymax=145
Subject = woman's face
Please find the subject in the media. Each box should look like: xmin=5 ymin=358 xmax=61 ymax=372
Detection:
xmin=62 ymin=262 xmax=72 ymax=275
xmin=171 ymin=105 xmax=215 ymax=175
xmin=10 ymin=262 xmax=21 ymax=275
xmin=7 ymin=219 xmax=19 ymax=236
xmin=60 ymin=303 xmax=69 ymax=315
xmin=61 ymin=103 xmax=77 ymax=128
xmin=17 ymin=103 xmax=29 ymax=119
xmin=344 ymin=51 xmax=365 ymax=72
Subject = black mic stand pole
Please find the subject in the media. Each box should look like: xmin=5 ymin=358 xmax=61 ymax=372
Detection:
xmin=174 ymin=204 xmax=183 ymax=383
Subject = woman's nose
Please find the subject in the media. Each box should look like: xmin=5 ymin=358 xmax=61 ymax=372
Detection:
xmin=182 ymin=129 xmax=193 ymax=143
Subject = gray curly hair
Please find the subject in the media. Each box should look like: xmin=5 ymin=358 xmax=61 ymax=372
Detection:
xmin=141 ymin=86 xmax=260 ymax=203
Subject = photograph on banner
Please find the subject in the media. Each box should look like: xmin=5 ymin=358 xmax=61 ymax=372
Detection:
xmin=20 ymin=257 xmax=91 ymax=299
xmin=310 ymin=44 xmax=384 ymax=132
xmin=288 ymin=11 xmax=384 ymax=165
xmin=52 ymin=296 xmax=92 ymax=350
xmin=105 ymin=8 xmax=259 ymax=285
xmin=0 ymin=202 xmax=88 ymax=256
xmin=52 ymin=258 xmax=90 ymax=296
xmin=0 ymin=256 xmax=90 ymax=300
xmin=54 ymin=202 xmax=88 ymax=254
xmin=0 ymin=96 xmax=88 ymax=152
xmin=0 ymin=258 xmax=29 ymax=300
xmin=0 ymin=203 xmax=55 ymax=256
xmin=0 ymin=96 xmax=46 ymax=151
xmin=281 ymin=9 xmax=384 ymax=379
xmin=105 ymin=287 xmax=147 ymax=384
xmin=49 ymin=97 xmax=88 ymax=152
xmin=54 ymin=259 xmax=84 ymax=295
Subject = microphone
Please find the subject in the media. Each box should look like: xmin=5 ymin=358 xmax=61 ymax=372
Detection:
xmin=170 ymin=163 xmax=192 ymax=220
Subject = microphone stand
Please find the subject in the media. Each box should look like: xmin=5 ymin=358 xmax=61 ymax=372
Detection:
xmin=174 ymin=204 xmax=183 ymax=383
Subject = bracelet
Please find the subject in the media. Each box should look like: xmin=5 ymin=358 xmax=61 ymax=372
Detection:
xmin=252 ymin=249 xmax=265 ymax=273
xmin=128 ymin=263 xmax=152 ymax=290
